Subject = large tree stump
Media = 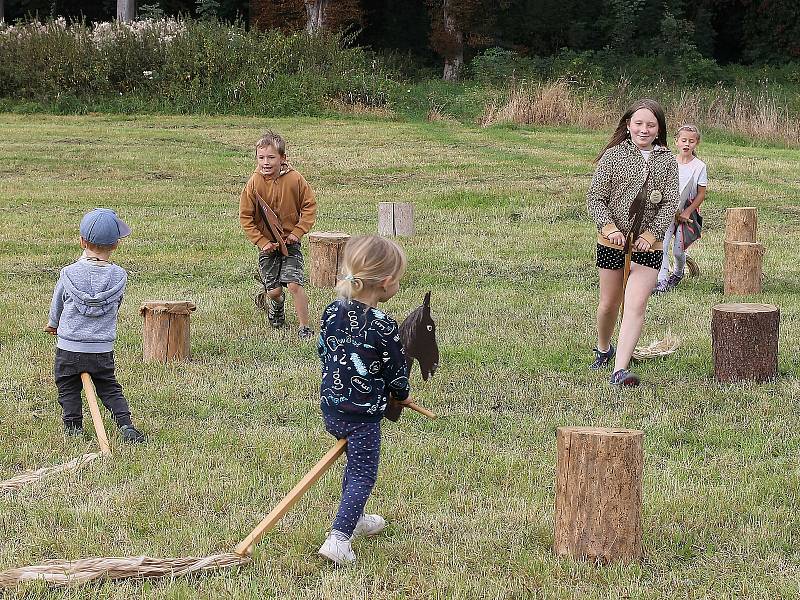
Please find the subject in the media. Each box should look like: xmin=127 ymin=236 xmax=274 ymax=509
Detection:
xmin=712 ymin=303 xmax=779 ymax=383
xmin=725 ymin=207 xmax=758 ymax=243
xmin=724 ymin=241 xmax=764 ymax=295
xmin=309 ymin=232 xmax=350 ymax=288
xmin=554 ymin=426 xmax=643 ymax=564
xmin=377 ymin=202 xmax=414 ymax=237
xmin=140 ymin=301 xmax=196 ymax=362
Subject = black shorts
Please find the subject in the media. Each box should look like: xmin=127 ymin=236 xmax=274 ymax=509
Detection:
xmin=596 ymin=244 xmax=661 ymax=271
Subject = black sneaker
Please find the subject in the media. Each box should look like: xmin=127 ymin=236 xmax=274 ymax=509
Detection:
xmin=610 ymin=368 xmax=640 ymax=387
xmin=298 ymin=326 xmax=314 ymax=340
xmin=64 ymin=422 xmax=84 ymax=437
xmin=120 ymin=425 xmax=145 ymax=443
xmin=268 ymin=293 xmax=286 ymax=328
xmin=590 ymin=344 xmax=615 ymax=370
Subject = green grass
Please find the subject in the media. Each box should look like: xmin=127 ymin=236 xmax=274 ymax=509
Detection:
xmin=1 ymin=113 xmax=800 ymax=599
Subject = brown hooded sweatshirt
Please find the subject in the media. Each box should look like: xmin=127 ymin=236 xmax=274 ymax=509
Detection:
xmin=239 ymin=163 xmax=317 ymax=250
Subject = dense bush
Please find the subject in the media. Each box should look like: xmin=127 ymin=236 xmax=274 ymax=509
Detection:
xmin=0 ymin=17 xmax=397 ymax=115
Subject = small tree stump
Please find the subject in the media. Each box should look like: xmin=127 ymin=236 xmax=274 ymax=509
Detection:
xmin=378 ymin=202 xmax=414 ymax=237
xmin=554 ymin=426 xmax=643 ymax=564
xmin=140 ymin=301 xmax=197 ymax=362
xmin=712 ymin=303 xmax=779 ymax=383
xmin=309 ymin=232 xmax=350 ymax=288
xmin=725 ymin=207 xmax=758 ymax=243
xmin=724 ymin=241 xmax=764 ymax=295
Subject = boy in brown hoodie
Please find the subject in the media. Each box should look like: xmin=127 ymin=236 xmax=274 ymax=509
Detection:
xmin=239 ymin=131 xmax=317 ymax=338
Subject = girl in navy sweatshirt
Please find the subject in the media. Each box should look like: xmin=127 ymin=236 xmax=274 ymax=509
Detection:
xmin=317 ymin=235 xmax=410 ymax=566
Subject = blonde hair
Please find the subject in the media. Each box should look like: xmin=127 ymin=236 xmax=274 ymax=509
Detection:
xmin=675 ymin=123 xmax=701 ymax=155
xmin=255 ymin=130 xmax=286 ymax=156
xmin=336 ymin=235 xmax=407 ymax=301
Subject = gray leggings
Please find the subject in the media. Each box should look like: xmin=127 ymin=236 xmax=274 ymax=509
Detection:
xmin=659 ymin=224 xmax=686 ymax=281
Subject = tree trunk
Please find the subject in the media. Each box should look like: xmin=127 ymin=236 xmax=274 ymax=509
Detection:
xmin=140 ymin=301 xmax=196 ymax=362
xmin=305 ymin=0 xmax=327 ymax=34
xmin=712 ymin=303 xmax=779 ymax=383
xmin=117 ymin=0 xmax=136 ymax=22
xmin=725 ymin=207 xmax=758 ymax=243
xmin=724 ymin=241 xmax=764 ymax=295
xmin=0 ymin=0 xmax=5 ymax=23
xmin=553 ymin=426 xmax=643 ymax=564
xmin=309 ymin=232 xmax=350 ymax=288
xmin=441 ymin=0 xmax=463 ymax=81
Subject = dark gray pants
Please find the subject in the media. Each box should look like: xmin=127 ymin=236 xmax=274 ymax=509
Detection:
xmin=54 ymin=348 xmax=132 ymax=428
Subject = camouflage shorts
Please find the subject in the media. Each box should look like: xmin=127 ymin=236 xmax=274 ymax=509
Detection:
xmin=257 ymin=242 xmax=305 ymax=290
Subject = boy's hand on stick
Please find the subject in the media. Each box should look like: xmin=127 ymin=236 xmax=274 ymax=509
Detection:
xmin=286 ymin=233 xmax=300 ymax=245
xmin=260 ymin=241 xmax=279 ymax=255
xmin=44 ymin=325 xmax=57 ymax=335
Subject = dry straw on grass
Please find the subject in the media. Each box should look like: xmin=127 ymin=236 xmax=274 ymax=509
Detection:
xmin=633 ymin=334 xmax=680 ymax=360
xmin=0 ymin=451 xmax=103 ymax=493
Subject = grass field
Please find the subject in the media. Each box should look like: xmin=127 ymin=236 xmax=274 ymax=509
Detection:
xmin=1 ymin=113 xmax=800 ymax=599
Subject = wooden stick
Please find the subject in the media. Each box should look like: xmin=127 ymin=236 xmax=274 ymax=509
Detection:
xmin=620 ymin=235 xmax=633 ymax=320
xmin=80 ymin=373 xmax=111 ymax=456
xmin=233 ymin=438 xmax=347 ymax=557
xmin=404 ymin=401 xmax=437 ymax=419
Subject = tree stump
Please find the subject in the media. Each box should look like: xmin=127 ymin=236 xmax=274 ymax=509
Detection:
xmin=724 ymin=241 xmax=764 ymax=295
xmin=553 ymin=426 xmax=643 ymax=564
xmin=725 ymin=207 xmax=758 ymax=243
xmin=377 ymin=202 xmax=414 ymax=237
xmin=309 ymin=232 xmax=350 ymax=288
xmin=712 ymin=303 xmax=779 ymax=383
xmin=140 ymin=301 xmax=197 ymax=362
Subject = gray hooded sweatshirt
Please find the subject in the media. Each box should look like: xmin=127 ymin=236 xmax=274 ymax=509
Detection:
xmin=48 ymin=257 xmax=127 ymax=353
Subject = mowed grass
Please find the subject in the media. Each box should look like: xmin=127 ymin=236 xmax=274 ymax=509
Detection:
xmin=1 ymin=113 xmax=800 ymax=599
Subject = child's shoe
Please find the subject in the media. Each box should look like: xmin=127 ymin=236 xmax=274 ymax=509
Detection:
xmin=665 ymin=272 xmax=683 ymax=291
xmin=318 ymin=530 xmax=355 ymax=566
xmin=64 ymin=422 xmax=84 ymax=437
xmin=352 ymin=513 xmax=386 ymax=538
xmin=298 ymin=326 xmax=314 ymax=340
xmin=120 ymin=425 xmax=145 ymax=443
xmin=589 ymin=344 xmax=615 ymax=370
xmin=652 ymin=279 xmax=670 ymax=295
xmin=268 ymin=293 xmax=285 ymax=328
xmin=610 ymin=369 xmax=640 ymax=387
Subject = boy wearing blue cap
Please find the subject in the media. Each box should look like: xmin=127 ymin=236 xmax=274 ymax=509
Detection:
xmin=44 ymin=208 xmax=144 ymax=443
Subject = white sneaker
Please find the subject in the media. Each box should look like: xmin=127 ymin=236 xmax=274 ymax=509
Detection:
xmin=318 ymin=531 xmax=356 ymax=566
xmin=352 ymin=513 xmax=386 ymax=538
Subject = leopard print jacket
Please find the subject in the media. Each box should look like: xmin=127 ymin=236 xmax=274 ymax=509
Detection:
xmin=586 ymin=140 xmax=679 ymax=250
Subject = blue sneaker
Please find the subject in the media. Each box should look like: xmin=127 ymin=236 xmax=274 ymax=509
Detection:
xmin=610 ymin=369 xmax=640 ymax=387
xmin=590 ymin=344 xmax=615 ymax=370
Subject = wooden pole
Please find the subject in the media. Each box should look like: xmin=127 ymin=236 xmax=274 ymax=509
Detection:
xmin=378 ymin=202 xmax=415 ymax=237
xmin=80 ymin=373 xmax=111 ymax=456
xmin=723 ymin=241 xmax=764 ymax=295
xmin=234 ymin=439 xmax=347 ymax=556
xmin=553 ymin=426 xmax=643 ymax=564
xmin=309 ymin=232 xmax=350 ymax=288
xmin=712 ymin=303 xmax=779 ymax=383
xmin=725 ymin=207 xmax=757 ymax=243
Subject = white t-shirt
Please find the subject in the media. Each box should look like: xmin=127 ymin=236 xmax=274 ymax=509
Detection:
xmin=677 ymin=157 xmax=708 ymax=206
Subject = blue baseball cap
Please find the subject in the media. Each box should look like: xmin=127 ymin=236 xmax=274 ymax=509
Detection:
xmin=79 ymin=208 xmax=131 ymax=246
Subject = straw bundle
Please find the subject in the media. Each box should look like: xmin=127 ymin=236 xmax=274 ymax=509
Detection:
xmin=0 ymin=554 xmax=249 ymax=588
xmin=633 ymin=335 xmax=680 ymax=360
xmin=686 ymin=256 xmax=700 ymax=277
xmin=0 ymin=451 xmax=103 ymax=494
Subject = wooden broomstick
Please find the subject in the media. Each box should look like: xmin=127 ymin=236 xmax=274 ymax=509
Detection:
xmin=0 ymin=373 xmax=110 ymax=493
xmin=619 ymin=172 xmax=649 ymax=321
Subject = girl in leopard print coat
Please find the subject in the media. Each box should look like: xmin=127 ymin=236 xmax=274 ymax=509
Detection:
xmin=586 ymin=98 xmax=680 ymax=386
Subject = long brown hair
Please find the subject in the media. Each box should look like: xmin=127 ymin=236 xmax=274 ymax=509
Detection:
xmin=594 ymin=98 xmax=668 ymax=162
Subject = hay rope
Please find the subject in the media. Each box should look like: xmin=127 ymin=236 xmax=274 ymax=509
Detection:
xmin=0 ymin=553 xmax=250 ymax=588
xmin=633 ymin=334 xmax=680 ymax=360
xmin=0 ymin=452 xmax=103 ymax=494
xmin=686 ymin=256 xmax=700 ymax=278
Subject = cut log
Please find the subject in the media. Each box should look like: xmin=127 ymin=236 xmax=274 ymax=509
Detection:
xmin=725 ymin=207 xmax=757 ymax=243
xmin=377 ymin=202 xmax=414 ymax=237
xmin=553 ymin=426 xmax=643 ymax=564
xmin=140 ymin=301 xmax=196 ymax=362
xmin=712 ymin=303 xmax=779 ymax=383
xmin=309 ymin=232 xmax=350 ymax=288
xmin=724 ymin=241 xmax=764 ymax=295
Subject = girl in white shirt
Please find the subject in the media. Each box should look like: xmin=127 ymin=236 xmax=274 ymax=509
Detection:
xmin=654 ymin=124 xmax=708 ymax=293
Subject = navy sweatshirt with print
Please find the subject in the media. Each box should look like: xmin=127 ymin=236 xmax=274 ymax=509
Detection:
xmin=318 ymin=299 xmax=410 ymax=423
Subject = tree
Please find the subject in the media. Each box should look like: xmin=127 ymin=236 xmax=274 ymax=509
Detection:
xmin=427 ymin=0 xmax=497 ymax=80
xmin=117 ymin=0 xmax=135 ymax=21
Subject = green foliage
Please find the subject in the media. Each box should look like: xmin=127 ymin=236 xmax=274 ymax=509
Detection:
xmin=0 ymin=17 xmax=396 ymax=115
